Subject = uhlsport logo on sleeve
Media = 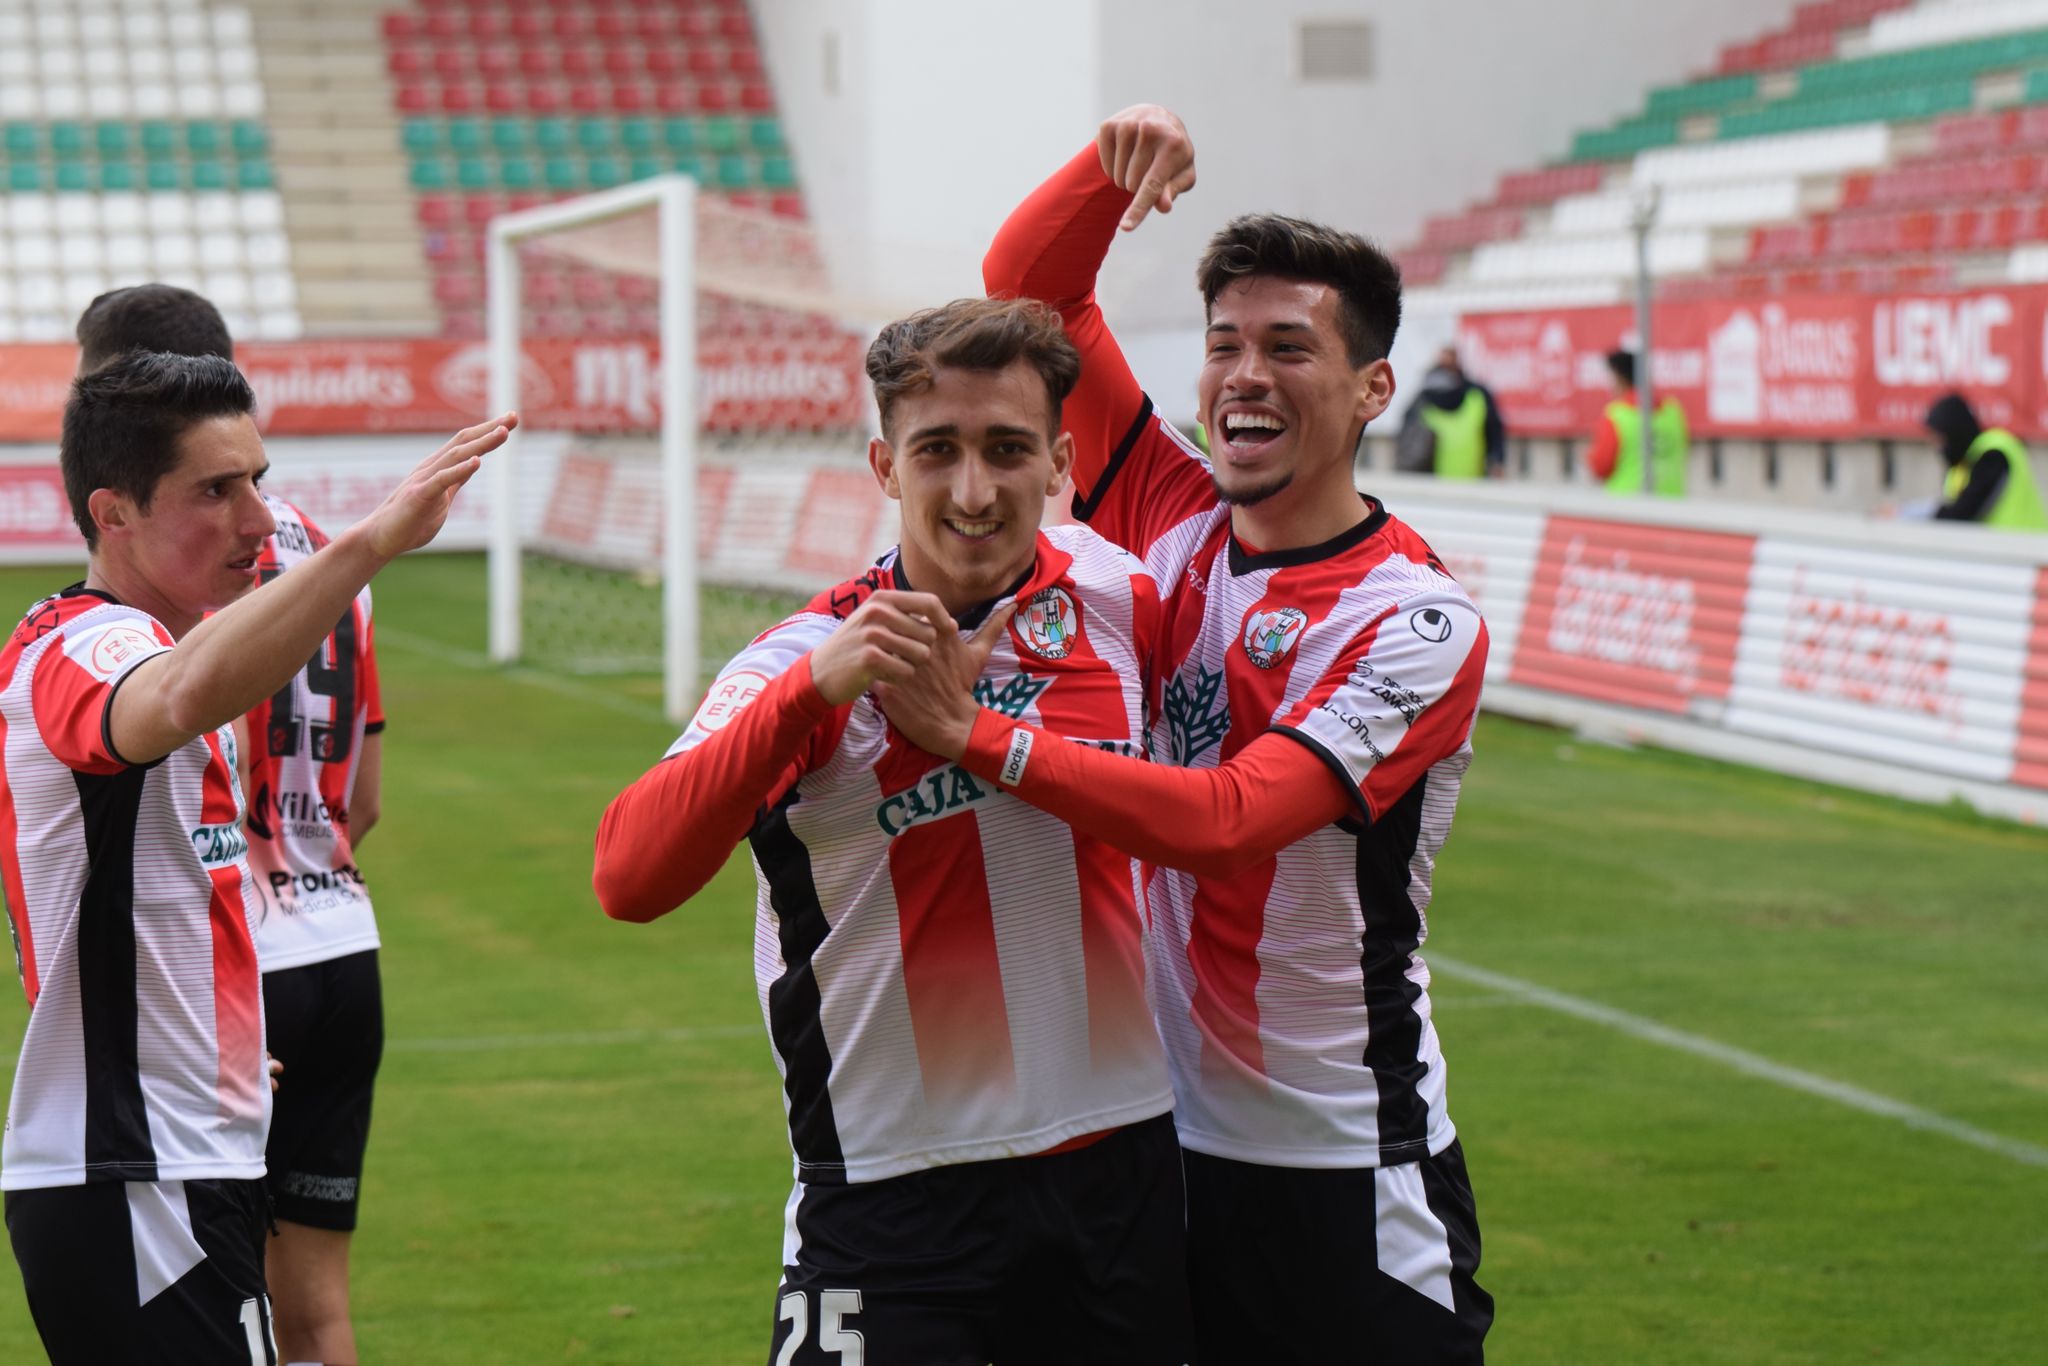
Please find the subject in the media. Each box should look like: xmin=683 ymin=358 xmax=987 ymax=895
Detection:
xmin=1242 ymin=607 xmax=1309 ymax=669
xmin=1015 ymin=586 xmax=1080 ymax=661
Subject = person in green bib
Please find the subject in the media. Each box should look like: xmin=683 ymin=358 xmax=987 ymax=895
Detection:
xmin=1922 ymin=392 xmax=2048 ymax=531
xmin=1397 ymin=346 xmax=1504 ymax=479
xmin=1588 ymin=349 xmax=1688 ymax=497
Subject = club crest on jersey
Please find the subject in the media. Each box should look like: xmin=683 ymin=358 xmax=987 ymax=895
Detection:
xmin=1014 ymin=587 xmax=1080 ymax=661
xmin=1242 ymin=607 xmax=1308 ymax=669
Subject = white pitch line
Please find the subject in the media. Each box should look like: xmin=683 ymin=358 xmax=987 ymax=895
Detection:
xmin=1429 ymin=954 xmax=2048 ymax=1170
xmin=376 ymin=626 xmax=673 ymax=727
xmin=389 ymin=1023 xmax=758 ymax=1054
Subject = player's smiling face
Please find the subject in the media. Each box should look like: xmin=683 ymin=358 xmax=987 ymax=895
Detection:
xmin=95 ymin=413 xmax=276 ymax=631
xmin=1200 ymin=276 xmax=1392 ymax=511
xmin=870 ymin=359 xmax=1074 ymax=617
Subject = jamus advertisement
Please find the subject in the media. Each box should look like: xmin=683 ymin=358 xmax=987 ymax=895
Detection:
xmin=1456 ymin=286 xmax=2045 ymax=440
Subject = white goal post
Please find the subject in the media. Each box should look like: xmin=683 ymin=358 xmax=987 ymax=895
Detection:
xmin=485 ymin=175 xmax=699 ymax=721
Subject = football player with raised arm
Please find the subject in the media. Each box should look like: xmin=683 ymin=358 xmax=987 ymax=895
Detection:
xmin=0 ymin=349 xmax=507 ymax=1364
xmin=74 ymin=284 xmax=391 ymax=1366
xmin=883 ymin=107 xmax=1495 ymax=1363
xmin=593 ymin=297 xmax=1192 ymax=1365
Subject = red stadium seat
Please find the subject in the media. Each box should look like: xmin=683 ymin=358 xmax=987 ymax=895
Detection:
xmin=770 ymin=192 xmax=804 ymax=218
xmin=467 ymin=11 xmax=508 ymax=44
xmin=568 ymin=81 xmax=607 ymax=114
xmin=526 ymin=83 xmax=566 ymax=114
xmin=524 ymin=269 xmax=566 ymax=307
xmin=634 ymin=13 xmax=670 ymax=43
xmin=647 ymin=49 xmax=683 ymax=79
xmin=603 ymin=47 xmax=639 ymax=80
xmin=432 ymin=48 xmax=469 ymax=81
xmin=389 ymin=46 xmax=427 ymax=79
xmin=611 ymin=83 xmax=650 ymax=114
xmin=478 ymin=47 xmax=515 ymax=81
xmin=518 ymin=46 xmax=553 ymax=79
xmin=507 ymin=192 xmax=547 ymax=213
xmin=595 ymin=13 xmax=631 ymax=41
xmin=696 ymin=83 xmax=733 ymax=113
xmin=485 ymin=82 xmax=522 ymax=114
xmin=686 ymin=49 xmax=722 ymax=80
xmin=383 ymin=13 xmax=423 ymax=43
xmin=463 ymin=195 xmax=504 ymax=230
xmin=679 ymin=13 xmax=713 ymax=42
xmin=425 ymin=12 xmax=464 ymax=42
xmin=552 ymin=12 xmax=590 ymax=42
xmin=729 ymin=46 xmax=763 ymax=79
xmin=616 ymin=274 xmax=657 ymax=305
xmin=718 ymin=13 xmax=753 ymax=41
xmin=511 ymin=12 xmax=548 ymax=43
xmin=434 ymin=272 xmax=482 ymax=309
xmin=562 ymin=46 xmax=598 ymax=79
xmin=439 ymin=83 xmax=479 ymax=114
xmin=654 ymin=83 xmax=694 ymax=114
xmin=738 ymin=83 xmax=774 ymax=113
xmin=397 ymin=82 xmax=433 ymax=115
xmin=417 ymin=194 xmax=456 ymax=229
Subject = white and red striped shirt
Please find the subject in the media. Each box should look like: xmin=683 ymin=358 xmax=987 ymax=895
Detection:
xmin=596 ymin=526 xmax=1174 ymax=1185
xmin=985 ymin=144 xmax=1490 ymax=1168
xmin=0 ymin=588 xmax=269 ymax=1190
xmin=244 ymin=496 xmax=384 ymax=973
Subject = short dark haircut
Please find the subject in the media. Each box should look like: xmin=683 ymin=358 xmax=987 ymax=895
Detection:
xmin=62 ymin=351 xmax=257 ymax=548
xmin=1606 ymin=349 xmax=1637 ymax=388
xmin=866 ymin=297 xmax=1082 ymax=438
xmin=1196 ymin=214 xmax=1403 ymax=367
xmin=75 ymin=284 xmax=234 ymax=375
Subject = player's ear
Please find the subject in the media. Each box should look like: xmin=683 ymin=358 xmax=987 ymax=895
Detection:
xmin=87 ymin=487 xmax=133 ymax=540
xmin=1356 ymin=357 xmax=1395 ymax=426
xmin=868 ymin=436 xmax=903 ymax=500
xmin=1046 ymin=430 xmax=1075 ymax=495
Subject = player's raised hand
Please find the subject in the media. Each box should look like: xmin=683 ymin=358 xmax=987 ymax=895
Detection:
xmin=1097 ymin=104 xmax=1196 ymax=232
xmin=808 ymin=590 xmax=949 ymax=706
xmin=359 ymin=412 xmax=518 ymax=560
xmin=874 ymin=601 xmax=1017 ymax=760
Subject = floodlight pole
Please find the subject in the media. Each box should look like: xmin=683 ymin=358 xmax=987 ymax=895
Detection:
xmin=1630 ymin=184 xmax=1662 ymax=496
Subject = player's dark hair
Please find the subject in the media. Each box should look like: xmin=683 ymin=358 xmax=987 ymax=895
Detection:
xmin=865 ymin=297 xmax=1081 ymax=438
xmin=1606 ymin=349 xmax=1637 ymax=388
xmin=62 ymin=351 xmax=257 ymax=548
xmin=75 ymin=284 xmax=235 ymax=375
xmin=1196 ymin=214 xmax=1403 ymax=367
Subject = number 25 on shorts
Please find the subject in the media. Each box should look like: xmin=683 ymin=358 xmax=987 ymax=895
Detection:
xmin=775 ymin=1289 xmax=864 ymax=1366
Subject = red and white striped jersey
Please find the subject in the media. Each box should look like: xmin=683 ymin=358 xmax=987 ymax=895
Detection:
xmin=0 ymin=588 xmax=269 ymax=1190
xmin=244 ymin=496 xmax=383 ymax=973
xmin=673 ymin=526 xmax=1173 ymax=1185
xmin=1084 ymin=404 xmax=1489 ymax=1169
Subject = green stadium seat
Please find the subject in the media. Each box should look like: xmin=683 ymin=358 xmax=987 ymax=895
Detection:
xmin=576 ymin=118 xmax=612 ymax=153
xmin=55 ymin=160 xmax=90 ymax=191
xmin=231 ymin=121 xmax=267 ymax=157
xmin=456 ymin=156 xmax=492 ymax=191
xmin=587 ymin=155 xmax=623 ymax=189
xmin=187 ymin=122 xmax=222 ymax=157
xmin=535 ymin=118 xmax=572 ymax=154
xmin=671 ymin=153 xmax=706 ymax=181
xmin=8 ymin=163 xmax=40 ymax=191
xmin=402 ymin=119 xmax=439 ymax=156
xmin=499 ymin=156 xmax=536 ymax=190
xmin=146 ymin=161 xmax=181 ymax=191
xmin=714 ymin=153 xmax=752 ymax=189
xmin=629 ymin=155 xmax=664 ymax=182
xmin=95 ymin=122 xmax=130 ymax=158
xmin=490 ymin=118 xmax=528 ymax=154
xmin=3 ymin=122 xmax=37 ymax=158
xmin=237 ymin=160 xmax=274 ymax=191
xmin=50 ymin=122 xmax=85 ymax=157
xmin=139 ymin=121 xmax=175 ymax=157
xmin=411 ymin=157 xmax=450 ymax=190
xmin=191 ymin=160 xmax=228 ymax=191
xmin=702 ymin=117 xmax=740 ymax=153
xmin=760 ymin=156 xmax=795 ymax=190
xmin=449 ymin=119 xmax=486 ymax=156
xmin=621 ymin=118 xmax=656 ymax=154
xmin=749 ymin=118 xmax=784 ymax=152
xmin=543 ymin=156 xmax=580 ymax=191
xmin=100 ymin=162 xmax=137 ymax=191
xmin=663 ymin=118 xmax=697 ymax=152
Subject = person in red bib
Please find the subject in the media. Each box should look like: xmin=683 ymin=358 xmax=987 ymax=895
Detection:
xmin=593 ymin=297 xmax=1192 ymax=1364
xmin=0 ymin=349 xmax=507 ymax=1366
xmin=884 ymin=107 xmax=1495 ymax=1364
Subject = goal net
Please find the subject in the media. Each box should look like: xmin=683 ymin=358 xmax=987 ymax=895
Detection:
xmin=485 ymin=178 xmax=905 ymax=721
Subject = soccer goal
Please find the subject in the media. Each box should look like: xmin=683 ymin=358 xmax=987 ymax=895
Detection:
xmin=485 ymin=177 xmax=894 ymax=721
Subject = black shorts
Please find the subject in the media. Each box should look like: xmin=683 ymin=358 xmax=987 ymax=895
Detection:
xmin=1183 ymin=1139 xmax=1493 ymax=1365
xmin=261 ymin=948 xmax=384 ymax=1231
xmin=769 ymin=1113 xmax=1191 ymax=1366
xmin=6 ymin=1176 xmax=276 ymax=1365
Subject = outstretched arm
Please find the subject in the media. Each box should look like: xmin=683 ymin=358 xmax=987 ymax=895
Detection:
xmin=108 ymin=415 xmax=512 ymax=765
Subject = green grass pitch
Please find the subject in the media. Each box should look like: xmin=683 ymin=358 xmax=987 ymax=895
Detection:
xmin=0 ymin=553 xmax=2043 ymax=1363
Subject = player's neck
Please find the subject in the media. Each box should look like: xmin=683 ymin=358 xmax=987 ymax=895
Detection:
xmin=1228 ymin=465 xmax=1374 ymax=554
xmin=84 ymin=555 xmax=199 ymax=639
xmin=895 ymin=542 xmax=1038 ymax=621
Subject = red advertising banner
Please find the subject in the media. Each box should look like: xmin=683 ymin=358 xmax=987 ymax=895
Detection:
xmin=1510 ymin=516 xmax=1756 ymax=714
xmin=1460 ymin=286 xmax=2048 ymax=441
xmin=2014 ymin=565 xmax=2048 ymax=792
xmin=0 ymin=464 xmax=78 ymax=555
xmin=0 ymin=334 xmax=870 ymax=443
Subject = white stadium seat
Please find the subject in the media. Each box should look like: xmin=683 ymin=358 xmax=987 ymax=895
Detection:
xmin=146 ymin=193 xmax=195 ymax=234
xmin=151 ymin=232 xmax=197 ymax=272
xmin=100 ymin=193 xmax=145 ymax=234
xmin=1865 ymin=0 xmax=2048 ymax=53
xmin=222 ymin=81 xmax=263 ymax=117
xmin=245 ymin=231 xmax=290 ymax=271
xmin=203 ymin=272 xmax=251 ymax=310
xmin=54 ymin=197 xmax=99 ymax=234
xmin=193 ymin=193 xmax=238 ymax=233
xmin=7 ymin=194 xmax=54 ymax=235
xmin=104 ymin=234 xmax=152 ymax=274
xmin=238 ymin=192 xmax=285 ymax=232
